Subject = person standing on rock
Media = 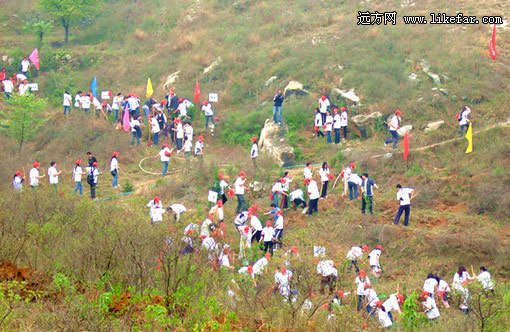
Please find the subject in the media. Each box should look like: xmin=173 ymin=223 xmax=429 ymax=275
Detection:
xmin=393 ymin=184 xmax=415 ymax=226
xmin=361 ymin=173 xmax=378 ymax=214
xmin=305 ymin=178 xmax=320 ymax=215
xmin=250 ymin=137 xmax=258 ymax=169
xmin=273 ymin=89 xmax=285 ymax=125
xmin=234 ymin=171 xmax=248 ymax=213
xmin=325 ymin=111 xmax=333 ymax=144
xmin=340 ymin=106 xmax=349 ymax=141
xmin=384 ymin=110 xmax=402 ymax=149
xmin=458 ymin=105 xmax=471 ymax=135
xmin=333 ymin=108 xmax=341 ymax=144
xmin=319 ymin=95 xmax=330 ymax=124
xmin=314 ymin=108 xmax=325 ymax=138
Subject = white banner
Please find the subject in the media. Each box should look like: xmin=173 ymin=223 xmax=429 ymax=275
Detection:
xmin=207 ymin=190 xmax=218 ymax=203
xmin=27 ymin=83 xmax=38 ymax=91
xmin=208 ymin=93 xmax=218 ymax=103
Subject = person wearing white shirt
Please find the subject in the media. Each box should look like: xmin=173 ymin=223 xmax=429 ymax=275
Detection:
xmin=173 ymin=119 xmax=184 ymax=150
xmin=183 ymin=138 xmax=193 ymax=170
xmin=261 ymin=220 xmax=275 ymax=255
xmin=332 ymin=108 xmax=341 ymax=144
xmin=112 ymin=93 xmax=123 ymax=122
xmin=383 ymin=293 xmax=404 ymax=322
xmin=318 ymin=162 xmax=331 ymax=199
xmin=376 ymin=301 xmax=393 ymax=328
xmin=253 ymin=253 xmax=271 ymax=275
xmin=47 ymin=161 xmax=62 ymax=194
xmin=423 ymin=274 xmax=439 ymax=297
xmin=18 ymin=81 xmax=28 ymax=96
xmin=80 ymin=94 xmax=92 ymax=114
xmin=305 ymin=178 xmax=320 ymax=215
xmin=273 ymin=210 xmax=284 ymax=250
xmin=110 ymin=152 xmax=120 ymax=188
xmin=63 ymin=91 xmax=72 ymax=115
xmin=12 ymin=171 xmax=24 ymax=192
xmin=453 ymin=266 xmax=474 ymax=313
xmin=394 ymin=184 xmax=416 ymax=226
xmin=314 ymin=108 xmax=325 ymax=138
xmin=318 ymin=95 xmax=330 ymax=123
xmin=218 ymin=174 xmax=230 ymax=204
xmin=346 ymin=245 xmax=369 ymax=272
xmin=339 ymin=106 xmax=348 ymax=141
xmin=477 ymin=266 xmax=494 ymax=292
xmin=274 ymin=267 xmax=292 ymax=297
xmin=2 ymin=79 xmax=14 ymax=99
xmin=384 ymin=109 xmax=402 ymax=149
xmin=86 ymin=162 xmax=100 ymax=199
xmin=130 ymin=116 xmax=141 ymax=146
xmin=218 ymin=248 xmax=234 ymax=269
xmin=317 ymin=259 xmax=337 ymax=294
xmin=146 ymin=196 xmax=165 ymax=224
xmin=234 ymin=172 xmax=247 ymax=213
xmin=341 ymin=162 xmax=354 ymax=197
xmin=303 ymin=163 xmax=313 ymax=180
xmin=459 ymin=105 xmax=471 ymax=135
xmin=21 ymin=57 xmax=30 ymax=76
xmin=355 ymin=270 xmax=370 ymax=311
xmin=250 ymin=138 xmax=259 ymax=169
xmin=421 ymin=292 xmax=440 ymax=320
xmin=365 ymin=284 xmax=379 ymax=315
xmin=200 ymin=216 xmax=213 ymax=237
xmin=184 ymin=123 xmax=193 ymax=142
xmin=281 ymin=172 xmax=292 ymax=209
xmin=368 ymin=245 xmax=382 ymax=277
xmin=209 ymin=200 xmax=224 ymax=223
xmin=347 ymin=172 xmax=362 ymax=201
xmin=271 ymin=178 xmax=284 ymax=207
xmin=437 ymin=278 xmax=451 ymax=308
xmin=29 ymin=162 xmax=44 ymax=188
xmin=157 ymin=143 xmax=173 ymax=177
xmin=71 ymin=160 xmax=84 ymax=195
xmin=202 ymin=100 xmax=215 ymax=129
xmin=289 ymin=186 xmax=306 ymax=210
xmin=324 ymin=111 xmax=333 ymax=143
xmin=150 ymin=116 xmax=161 ymax=146
xmin=127 ymin=95 xmax=140 ymax=116
xmin=249 ymin=211 xmax=262 ymax=243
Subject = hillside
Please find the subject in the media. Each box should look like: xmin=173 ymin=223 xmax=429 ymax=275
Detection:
xmin=0 ymin=0 xmax=509 ymax=331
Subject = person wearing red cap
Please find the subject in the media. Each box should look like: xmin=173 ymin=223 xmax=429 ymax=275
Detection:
xmin=194 ymin=135 xmax=204 ymax=158
xmin=155 ymin=107 xmax=167 ymax=137
xmin=270 ymin=178 xmax=285 ymax=207
xmin=324 ymin=110 xmax=333 ymax=143
xmin=420 ymin=291 xmax=440 ymax=320
xmin=250 ymin=137 xmax=258 ymax=169
xmin=71 ymin=160 xmax=84 ymax=195
xmin=317 ymin=258 xmax=338 ymax=295
xmin=239 ymin=225 xmax=252 ymax=260
xmin=12 ymin=170 xmax=24 ymax=192
xmin=248 ymin=208 xmax=262 ymax=243
xmin=273 ymin=266 xmax=293 ymax=298
xmin=394 ymin=184 xmax=415 ymax=226
xmin=384 ymin=109 xmax=402 ymax=149
xmin=150 ymin=112 xmax=161 ymax=146
xmin=110 ymin=152 xmax=120 ymax=188
xmin=369 ymin=246 xmax=382 ymax=278
xmin=127 ymin=93 xmax=140 ymax=117
xmin=156 ymin=144 xmax=173 ymax=177
xmin=341 ymin=162 xmax=355 ymax=198
xmin=314 ymin=108 xmax=325 ymax=138
xmin=208 ymin=200 xmax=224 ymax=224
xmin=383 ymin=293 xmax=404 ymax=323
xmin=29 ymin=162 xmax=45 ymax=188
xmin=86 ymin=161 xmax=100 ymax=199
xmin=333 ymin=108 xmax=341 ymax=144
xmin=234 ymin=171 xmax=247 ymax=213
xmin=355 ymin=270 xmax=370 ymax=311
xmin=305 ymin=177 xmax=320 ymax=215
xmin=130 ymin=115 xmax=142 ymax=146
xmin=272 ymin=89 xmax=285 ymax=125
xmin=364 ymin=283 xmax=379 ymax=316
xmin=213 ymin=173 xmax=230 ymax=204
xmin=339 ymin=106 xmax=348 ymax=141
xmin=319 ymin=95 xmax=330 ymax=124
xmin=361 ymin=173 xmax=378 ymax=214
xmin=172 ymin=118 xmax=184 ymax=150
xmin=376 ymin=300 xmax=392 ymax=328
xmin=177 ymin=98 xmax=193 ymax=119
xmin=147 ymin=196 xmax=165 ymax=224
xmin=261 ymin=220 xmax=275 ymax=254
xmin=318 ymin=162 xmax=331 ymax=199
xmin=201 ymin=100 xmax=215 ymax=132
xmin=346 ymin=245 xmax=369 ymax=273
xmin=1 ymin=76 xmax=14 ymax=99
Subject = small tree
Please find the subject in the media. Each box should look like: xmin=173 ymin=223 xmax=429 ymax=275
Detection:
xmin=22 ymin=14 xmax=53 ymax=43
xmin=37 ymin=0 xmax=101 ymax=45
xmin=1 ymin=94 xmax=48 ymax=152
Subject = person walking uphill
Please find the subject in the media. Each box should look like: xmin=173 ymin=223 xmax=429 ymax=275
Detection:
xmin=273 ymin=89 xmax=284 ymax=125
xmin=394 ymin=184 xmax=415 ymax=226
xmin=361 ymin=173 xmax=378 ymax=214
xmin=234 ymin=171 xmax=248 ymax=213
xmin=384 ymin=109 xmax=402 ymax=149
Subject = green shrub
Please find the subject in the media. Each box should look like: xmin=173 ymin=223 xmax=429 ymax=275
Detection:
xmin=122 ymin=181 xmax=134 ymax=193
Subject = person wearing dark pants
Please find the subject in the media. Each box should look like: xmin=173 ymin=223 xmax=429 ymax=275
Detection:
xmin=384 ymin=110 xmax=402 ymax=149
xmin=305 ymin=178 xmax=320 ymax=215
xmin=361 ymin=173 xmax=379 ymax=214
xmin=87 ymin=162 xmax=99 ymax=199
xmin=394 ymin=184 xmax=415 ymax=226
xmin=234 ymin=171 xmax=247 ymax=213
xmin=272 ymin=89 xmax=284 ymax=125
xmin=262 ymin=220 xmax=275 ymax=255
xmin=339 ymin=106 xmax=349 ymax=141
xmin=333 ymin=108 xmax=341 ymax=144
xmin=319 ymin=162 xmax=331 ymax=199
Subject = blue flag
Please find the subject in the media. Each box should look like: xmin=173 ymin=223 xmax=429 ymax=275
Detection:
xmin=91 ymin=77 xmax=97 ymax=98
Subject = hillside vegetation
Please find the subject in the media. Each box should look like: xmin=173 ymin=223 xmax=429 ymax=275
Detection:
xmin=0 ymin=0 xmax=509 ymax=331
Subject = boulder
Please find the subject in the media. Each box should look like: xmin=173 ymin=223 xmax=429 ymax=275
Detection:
xmin=283 ymin=81 xmax=309 ymax=98
xmin=397 ymin=125 xmax=413 ymax=137
xmin=264 ymin=76 xmax=277 ymax=87
xmin=424 ymin=120 xmax=444 ymax=132
xmin=408 ymin=73 xmax=418 ymax=81
xmin=330 ymin=88 xmax=360 ymax=104
xmin=352 ymin=112 xmax=383 ymax=125
xmin=163 ymin=71 xmax=180 ymax=89
xmin=203 ymin=57 xmax=222 ymax=74
xmin=419 ymin=59 xmax=441 ymax=85
xmin=350 ymin=111 xmax=383 ymax=138
xmin=259 ymin=119 xmax=295 ymax=167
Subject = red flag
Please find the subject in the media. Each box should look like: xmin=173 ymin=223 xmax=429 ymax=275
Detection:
xmin=402 ymin=133 xmax=409 ymax=161
xmin=194 ymin=80 xmax=201 ymax=104
xmin=489 ymin=24 xmax=497 ymax=60
xmin=29 ymin=48 xmax=40 ymax=70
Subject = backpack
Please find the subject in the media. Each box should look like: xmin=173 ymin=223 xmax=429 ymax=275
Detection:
xmin=86 ymin=169 xmax=95 ymax=185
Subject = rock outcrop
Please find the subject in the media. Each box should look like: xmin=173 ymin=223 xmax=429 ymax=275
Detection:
xmin=350 ymin=111 xmax=384 ymax=138
xmin=283 ymin=81 xmax=309 ymax=98
xmin=259 ymin=119 xmax=295 ymax=167
xmin=330 ymin=88 xmax=360 ymax=104
xmin=163 ymin=71 xmax=180 ymax=89
xmin=420 ymin=59 xmax=441 ymax=85
xmin=424 ymin=120 xmax=444 ymax=132
xmin=203 ymin=57 xmax=222 ymax=74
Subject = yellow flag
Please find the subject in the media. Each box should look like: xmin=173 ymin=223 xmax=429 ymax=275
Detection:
xmin=465 ymin=123 xmax=473 ymax=154
xmin=146 ymin=78 xmax=153 ymax=98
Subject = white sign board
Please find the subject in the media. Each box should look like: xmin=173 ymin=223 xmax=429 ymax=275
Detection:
xmin=208 ymin=93 xmax=218 ymax=103
xmin=27 ymin=83 xmax=38 ymax=91
xmin=313 ymin=246 xmax=326 ymax=257
xmin=101 ymin=91 xmax=111 ymax=99
xmin=207 ymin=190 xmax=218 ymax=203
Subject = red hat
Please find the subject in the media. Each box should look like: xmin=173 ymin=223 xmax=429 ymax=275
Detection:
xmin=291 ymin=246 xmax=298 ymax=254
xmin=161 ymin=99 xmax=167 ymax=105
xmin=217 ymin=200 xmax=223 ymax=207
xmin=250 ymin=204 xmax=258 ymax=211
xmin=420 ymin=291 xmax=429 ymax=297
xmin=75 ymin=160 xmax=81 ymax=165
xmin=395 ymin=109 xmax=402 ymax=115
xmin=162 ymin=143 xmax=169 ymax=147
xmin=33 ymin=162 xmax=40 ymax=167
xmin=214 ymin=116 xmax=219 ymax=122
xmin=174 ymin=118 xmax=181 ymax=123
xmin=362 ymin=245 xmax=369 ymax=252
xmin=321 ymin=95 xmax=326 ymax=101
xmin=202 ymin=100 xmax=209 ymax=105
xmin=364 ymin=283 xmax=371 ymax=289
xmin=247 ymin=265 xmax=253 ymax=273
xmin=112 ymin=151 xmax=119 ymax=156
xmin=280 ymin=267 xmax=287 ymax=274
xmin=279 ymin=178 xmax=285 ymax=183
xmin=359 ymin=270 xmax=366 ymax=277
xmin=186 ymin=229 xmax=194 ymax=235
xmin=333 ymin=108 xmax=338 ymax=113
xmin=101 ymin=101 xmax=107 ymax=106
xmin=198 ymin=135 xmax=204 ymax=142
xmin=265 ymin=220 xmax=272 ymax=227
xmin=337 ymin=290 xmax=344 ymax=297
xmin=304 ymin=178 xmax=311 ymax=185
xmin=239 ymin=171 xmax=247 ymax=177
xmin=92 ymin=161 xmax=98 ymax=167
xmin=154 ymin=196 xmax=160 ymax=202
xmin=15 ymin=171 xmax=21 ymax=176
xmin=265 ymin=252 xmax=271 ymax=259
xmin=397 ymin=294 xmax=405 ymax=303
xmin=349 ymin=162 xmax=356 ymax=169
xmin=341 ymin=106 xmax=346 ymax=111
xmin=250 ymin=137 xmax=257 ymax=142
xmin=22 ymin=80 xmax=28 ymax=84
xmin=178 ymin=98 xmax=183 ymax=103
xmin=276 ymin=210 xmax=281 ymax=216
xmin=244 ymin=226 xmax=250 ymax=234
xmin=375 ymin=301 xmax=383 ymax=308
xmin=362 ymin=323 xmax=368 ymax=329
xmin=218 ymin=173 xmax=225 ymax=180
xmin=200 ymin=234 xmax=206 ymax=240
xmin=376 ymin=245 xmax=382 ymax=250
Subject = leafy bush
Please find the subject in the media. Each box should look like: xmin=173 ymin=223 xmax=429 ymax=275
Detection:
xmin=122 ymin=181 xmax=134 ymax=193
